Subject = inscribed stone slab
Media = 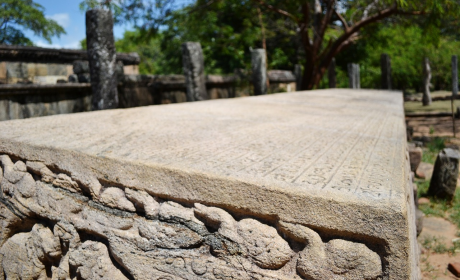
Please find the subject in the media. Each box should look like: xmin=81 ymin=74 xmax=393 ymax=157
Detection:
xmin=0 ymin=89 xmax=418 ymax=279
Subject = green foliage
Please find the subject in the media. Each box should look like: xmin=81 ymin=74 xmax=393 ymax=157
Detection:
xmin=0 ymin=0 xmax=65 ymax=45
xmin=112 ymin=0 xmax=301 ymax=75
xmin=335 ymin=23 xmax=460 ymax=91
xmin=114 ymin=30 xmax=164 ymax=74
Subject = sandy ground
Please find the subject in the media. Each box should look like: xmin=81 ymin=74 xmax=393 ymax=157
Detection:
xmin=419 ymin=216 xmax=460 ymax=279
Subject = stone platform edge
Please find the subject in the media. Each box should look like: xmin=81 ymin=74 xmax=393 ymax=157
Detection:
xmin=0 ymin=136 xmax=419 ymax=279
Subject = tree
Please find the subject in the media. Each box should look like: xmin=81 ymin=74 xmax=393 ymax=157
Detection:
xmin=0 ymin=0 xmax=66 ymax=46
xmin=81 ymin=0 xmax=460 ymax=89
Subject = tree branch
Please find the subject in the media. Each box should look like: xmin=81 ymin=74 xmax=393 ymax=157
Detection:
xmin=251 ymin=0 xmax=299 ymax=23
xmin=315 ymin=0 xmax=336 ymax=50
xmin=334 ymin=9 xmax=349 ymax=31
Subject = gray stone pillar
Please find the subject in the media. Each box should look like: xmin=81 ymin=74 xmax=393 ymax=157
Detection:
xmin=86 ymin=9 xmax=118 ymax=110
xmin=251 ymin=49 xmax=267 ymax=95
xmin=347 ymin=63 xmax=360 ymax=89
xmin=181 ymin=42 xmax=208 ymax=102
xmin=294 ymin=64 xmax=302 ymax=91
xmin=422 ymin=57 xmax=432 ymax=106
xmin=328 ymin=58 xmax=336 ymax=88
xmin=453 ymin=55 xmax=458 ymax=96
xmin=428 ymin=148 xmax=460 ymax=201
xmin=381 ymin=54 xmax=392 ymax=90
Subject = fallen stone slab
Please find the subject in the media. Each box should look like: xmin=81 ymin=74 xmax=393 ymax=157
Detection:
xmin=0 ymin=89 xmax=419 ymax=279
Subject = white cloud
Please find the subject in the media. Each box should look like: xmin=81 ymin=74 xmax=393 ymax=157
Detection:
xmin=35 ymin=40 xmax=81 ymax=50
xmin=47 ymin=13 xmax=70 ymax=28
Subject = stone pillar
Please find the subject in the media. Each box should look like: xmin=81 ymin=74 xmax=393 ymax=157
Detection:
xmin=428 ymin=148 xmax=460 ymax=201
xmin=347 ymin=63 xmax=360 ymax=89
xmin=453 ymin=55 xmax=458 ymax=96
xmin=86 ymin=9 xmax=118 ymax=110
xmin=294 ymin=64 xmax=302 ymax=91
xmin=381 ymin=53 xmax=392 ymax=90
xmin=181 ymin=42 xmax=208 ymax=102
xmin=422 ymin=57 xmax=432 ymax=106
xmin=328 ymin=58 xmax=336 ymax=88
xmin=251 ymin=49 xmax=267 ymax=95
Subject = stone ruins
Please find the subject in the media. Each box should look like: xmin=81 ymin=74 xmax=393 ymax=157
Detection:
xmin=86 ymin=9 xmax=119 ymax=110
xmin=182 ymin=42 xmax=208 ymax=102
xmin=347 ymin=63 xmax=360 ymax=89
xmin=0 ymin=89 xmax=419 ymax=279
xmin=381 ymin=54 xmax=391 ymax=90
xmin=251 ymin=49 xmax=268 ymax=95
xmin=422 ymin=58 xmax=432 ymax=106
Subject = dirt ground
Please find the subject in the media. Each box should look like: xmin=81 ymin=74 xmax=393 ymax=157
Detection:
xmin=407 ymin=116 xmax=460 ymax=143
xmin=419 ymin=216 xmax=460 ymax=279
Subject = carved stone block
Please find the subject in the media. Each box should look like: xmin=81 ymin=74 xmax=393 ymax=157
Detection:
xmin=0 ymin=89 xmax=419 ymax=279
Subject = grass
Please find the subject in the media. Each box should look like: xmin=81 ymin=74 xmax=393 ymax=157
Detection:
xmin=421 ymin=137 xmax=446 ymax=164
xmin=404 ymin=90 xmax=460 ymax=114
xmin=417 ymin=177 xmax=460 ymax=229
xmin=421 ymin=235 xmax=460 ymax=254
xmin=405 ymin=100 xmax=460 ymax=114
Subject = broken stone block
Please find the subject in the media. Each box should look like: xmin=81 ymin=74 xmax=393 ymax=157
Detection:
xmin=409 ymin=146 xmax=423 ymax=172
xmin=428 ymin=148 xmax=460 ymax=201
xmin=0 ymin=89 xmax=419 ymax=279
xmin=448 ymin=262 xmax=460 ymax=277
xmin=73 ymin=60 xmax=90 ymax=75
xmin=68 ymin=74 xmax=78 ymax=83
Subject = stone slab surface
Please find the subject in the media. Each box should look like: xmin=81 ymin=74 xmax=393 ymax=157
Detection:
xmin=0 ymin=89 xmax=419 ymax=279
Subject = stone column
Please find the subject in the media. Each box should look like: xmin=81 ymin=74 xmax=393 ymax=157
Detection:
xmin=328 ymin=58 xmax=336 ymax=88
xmin=86 ymin=9 xmax=118 ymax=110
xmin=381 ymin=54 xmax=392 ymax=90
xmin=453 ymin=55 xmax=458 ymax=96
xmin=348 ymin=63 xmax=360 ymax=89
xmin=251 ymin=49 xmax=267 ymax=95
xmin=422 ymin=57 xmax=432 ymax=106
xmin=182 ymin=42 xmax=208 ymax=102
xmin=294 ymin=64 xmax=302 ymax=91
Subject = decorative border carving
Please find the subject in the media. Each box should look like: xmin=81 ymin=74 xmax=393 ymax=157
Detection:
xmin=0 ymin=154 xmax=382 ymax=279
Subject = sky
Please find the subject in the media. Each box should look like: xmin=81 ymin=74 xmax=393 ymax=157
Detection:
xmin=23 ymin=0 xmax=135 ymax=49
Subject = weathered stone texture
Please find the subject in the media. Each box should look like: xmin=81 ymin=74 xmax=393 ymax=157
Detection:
xmin=86 ymin=8 xmax=118 ymax=110
xmin=328 ymin=58 xmax=337 ymax=89
xmin=294 ymin=64 xmax=302 ymax=91
xmin=428 ymin=148 xmax=460 ymax=200
xmin=348 ymin=63 xmax=360 ymax=89
xmin=181 ymin=42 xmax=208 ymax=101
xmin=381 ymin=54 xmax=392 ymax=90
xmin=453 ymin=55 xmax=458 ymax=96
xmin=251 ymin=48 xmax=268 ymax=95
xmin=422 ymin=58 xmax=432 ymax=106
xmin=0 ymin=89 xmax=419 ymax=279
xmin=409 ymin=145 xmax=423 ymax=172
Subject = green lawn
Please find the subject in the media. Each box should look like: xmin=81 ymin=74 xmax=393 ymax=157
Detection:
xmin=404 ymin=91 xmax=460 ymax=114
xmin=405 ymin=100 xmax=460 ymax=114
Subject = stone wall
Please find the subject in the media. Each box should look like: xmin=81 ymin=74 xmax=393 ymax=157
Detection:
xmin=0 ymin=71 xmax=296 ymax=121
xmin=0 ymin=62 xmax=139 ymax=85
